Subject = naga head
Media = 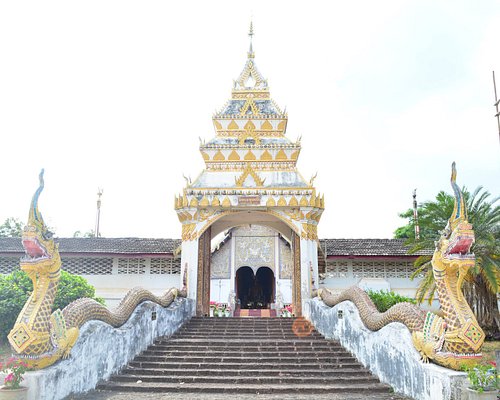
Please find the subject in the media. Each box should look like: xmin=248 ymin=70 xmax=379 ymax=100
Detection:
xmin=8 ymin=170 xmax=64 ymax=364
xmin=426 ymin=163 xmax=484 ymax=370
xmin=20 ymin=169 xmax=61 ymax=279
xmin=432 ymin=162 xmax=475 ymax=276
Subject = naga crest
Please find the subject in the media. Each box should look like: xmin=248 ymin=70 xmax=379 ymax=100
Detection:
xmin=20 ymin=169 xmax=61 ymax=276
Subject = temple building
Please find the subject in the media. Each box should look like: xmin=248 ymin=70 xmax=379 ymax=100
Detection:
xmin=0 ymin=26 xmax=428 ymax=311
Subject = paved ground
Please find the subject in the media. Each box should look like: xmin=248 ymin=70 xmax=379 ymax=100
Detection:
xmin=67 ymin=389 xmax=412 ymax=400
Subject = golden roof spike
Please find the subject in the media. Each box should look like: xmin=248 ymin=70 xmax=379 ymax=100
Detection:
xmin=248 ymin=20 xmax=255 ymax=59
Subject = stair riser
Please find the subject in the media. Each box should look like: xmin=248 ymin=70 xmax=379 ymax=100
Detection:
xmin=128 ymin=362 xmax=363 ymax=370
xmin=163 ymin=340 xmax=331 ymax=345
xmin=121 ymin=369 xmax=371 ymax=377
xmin=97 ymin=384 xmax=391 ymax=394
xmin=151 ymin=346 xmax=344 ymax=351
xmin=140 ymin=352 xmax=353 ymax=359
xmin=112 ymin=376 xmax=380 ymax=385
xmin=133 ymin=356 xmax=356 ymax=363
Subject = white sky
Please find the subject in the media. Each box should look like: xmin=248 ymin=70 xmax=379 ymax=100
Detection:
xmin=0 ymin=1 xmax=499 ymax=239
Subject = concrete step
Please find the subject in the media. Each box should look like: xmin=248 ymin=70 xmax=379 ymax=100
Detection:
xmin=162 ymin=338 xmax=330 ymax=344
xmin=140 ymin=350 xmax=353 ymax=358
xmin=132 ymin=355 xmax=358 ymax=364
xmin=109 ymin=374 xmax=381 ymax=385
xmin=120 ymin=367 xmax=370 ymax=377
xmin=149 ymin=344 xmax=344 ymax=351
xmin=128 ymin=361 xmax=364 ymax=370
xmin=97 ymin=381 xmax=392 ymax=394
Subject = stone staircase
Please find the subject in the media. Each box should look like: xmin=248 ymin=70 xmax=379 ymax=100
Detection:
xmin=97 ymin=317 xmax=393 ymax=395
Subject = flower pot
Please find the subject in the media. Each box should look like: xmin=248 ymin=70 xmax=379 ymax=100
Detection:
xmin=225 ymin=311 xmax=230 ymax=317
xmin=0 ymin=387 xmax=28 ymax=400
xmin=210 ymin=308 xmax=214 ymax=317
xmin=464 ymin=388 xmax=498 ymax=400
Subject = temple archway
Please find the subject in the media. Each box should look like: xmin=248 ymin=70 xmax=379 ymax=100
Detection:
xmin=187 ymin=214 xmax=306 ymax=317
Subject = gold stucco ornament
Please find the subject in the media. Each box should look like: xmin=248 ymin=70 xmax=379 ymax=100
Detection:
xmin=8 ymin=170 xmax=185 ymax=370
xmin=318 ymin=163 xmax=485 ymax=370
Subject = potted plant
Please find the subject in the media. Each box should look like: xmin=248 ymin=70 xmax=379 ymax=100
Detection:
xmin=209 ymin=301 xmax=217 ymax=317
xmin=216 ymin=303 xmax=225 ymax=317
xmin=463 ymin=363 xmax=498 ymax=400
xmin=0 ymin=358 xmax=29 ymax=400
xmin=281 ymin=305 xmax=292 ymax=318
xmin=224 ymin=306 xmax=231 ymax=317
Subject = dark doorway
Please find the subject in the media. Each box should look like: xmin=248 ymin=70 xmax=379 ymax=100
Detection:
xmin=256 ymin=267 xmax=275 ymax=306
xmin=236 ymin=266 xmax=275 ymax=309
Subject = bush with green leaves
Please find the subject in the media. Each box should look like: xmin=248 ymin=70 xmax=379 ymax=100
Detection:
xmin=0 ymin=269 xmax=104 ymax=343
xmin=366 ymin=289 xmax=416 ymax=313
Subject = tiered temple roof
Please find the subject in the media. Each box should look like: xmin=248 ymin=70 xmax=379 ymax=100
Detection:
xmin=192 ymin=25 xmax=307 ymax=192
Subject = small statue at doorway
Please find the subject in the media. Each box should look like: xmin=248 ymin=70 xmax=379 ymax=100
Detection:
xmin=276 ymin=290 xmax=284 ymax=312
xmin=228 ymin=290 xmax=236 ymax=315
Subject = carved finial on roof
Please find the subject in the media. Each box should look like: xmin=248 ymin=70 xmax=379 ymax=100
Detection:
xmin=248 ymin=20 xmax=255 ymax=59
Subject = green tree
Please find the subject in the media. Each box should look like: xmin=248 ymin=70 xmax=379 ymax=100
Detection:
xmin=395 ymin=187 xmax=500 ymax=334
xmin=73 ymin=230 xmax=96 ymax=238
xmin=0 ymin=269 xmax=104 ymax=343
xmin=366 ymin=289 xmax=416 ymax=312
xmin=0 ymin=218 xmax=24 ymax=237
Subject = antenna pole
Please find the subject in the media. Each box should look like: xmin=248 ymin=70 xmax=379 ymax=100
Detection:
xmin=95 ymin=188 xmax=103 ymax=238
xmin=413 ymin=189 xmax=420 ymax=240
xmin=493 ymin=71 xmax=500 ymax=142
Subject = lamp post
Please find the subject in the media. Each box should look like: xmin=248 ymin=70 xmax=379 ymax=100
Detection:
xmin=95 ymin=188 xmax=103 ymax=238
xmin=413 ymin=189 xmax=420 ymax=240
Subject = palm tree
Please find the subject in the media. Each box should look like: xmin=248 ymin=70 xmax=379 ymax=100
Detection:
xmin=395 ymin=187 xmax=500 ymax=335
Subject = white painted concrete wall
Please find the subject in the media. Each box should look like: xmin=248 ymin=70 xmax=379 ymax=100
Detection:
xmin=304 ymin=298 xmax=468 ymax=400
xmin=20 ymin=298 xmax=195 ymax=400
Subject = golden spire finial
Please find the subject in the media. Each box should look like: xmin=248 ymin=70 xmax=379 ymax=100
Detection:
xmin=248 ymin=20 xmax=255 ymax=59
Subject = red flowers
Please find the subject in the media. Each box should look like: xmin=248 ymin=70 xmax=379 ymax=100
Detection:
xmin=1 ymin=358 xmax=29 ymax=389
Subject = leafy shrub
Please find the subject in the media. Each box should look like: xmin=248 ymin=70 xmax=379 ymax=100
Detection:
xmin=0 ymin=269 xmax=104 ymax=343
xmin=366 ymin=289 xmax=416 ymax=312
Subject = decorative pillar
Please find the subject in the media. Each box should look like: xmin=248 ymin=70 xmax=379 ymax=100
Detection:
xmin=292 ymin=231 xmax=302 ymax=317
xmin=274 ymin=233 xmax=280 ymax=303
xmin=300 ymin=238 xmax=319 ymax=302
xmin=180 ymin=239 xmax=199 ymax=311
xmin=229 ymin=230 xmax=236 ymax=295
xmin=196 ymin=227 xmax=211 ymax=316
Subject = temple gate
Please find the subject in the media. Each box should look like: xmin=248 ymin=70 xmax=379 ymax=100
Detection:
xmin=175 ymin=25 xmax=323 ymax=316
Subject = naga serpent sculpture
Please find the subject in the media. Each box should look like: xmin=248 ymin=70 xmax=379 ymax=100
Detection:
xmin=8 ymin=170 xmax=185 ymax=370
xmin=317 ymin=163 xmax=485 ymax=370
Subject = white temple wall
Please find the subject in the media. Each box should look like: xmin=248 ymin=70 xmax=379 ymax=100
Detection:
xmin=84 ymin=274 xmax=180 ymax=308
xmin=276 ymin=279 xmax=292 ymax=304
xmin=299 ymin=238 xmax=318 ymax=302
xmin=210 ymin=278 xmax=231 ymax=304
xmin=181 ymin=239 xmax=199 ymax=308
